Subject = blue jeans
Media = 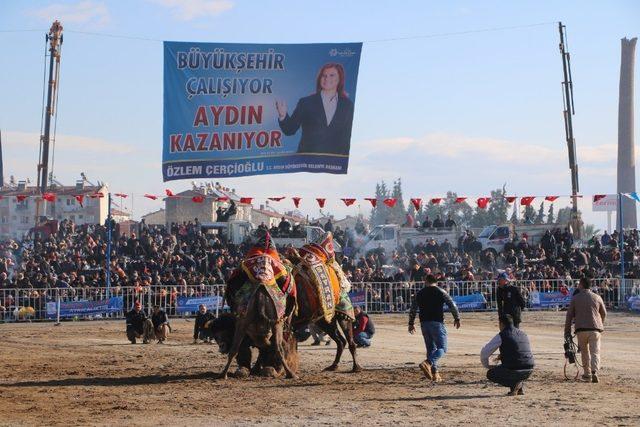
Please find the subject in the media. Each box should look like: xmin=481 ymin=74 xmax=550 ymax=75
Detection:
xmin=420 ymin=321 xmax=447 ymax=371
xmin=355 ymin=331 xmax=372 ymax=347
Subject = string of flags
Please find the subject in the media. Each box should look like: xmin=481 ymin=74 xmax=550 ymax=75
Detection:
xmin=3 ymin=191 xmax=636 ymax=209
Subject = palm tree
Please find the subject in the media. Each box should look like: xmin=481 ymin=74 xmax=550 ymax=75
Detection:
xmin=584 ymin=224 xmax=601 ymax=239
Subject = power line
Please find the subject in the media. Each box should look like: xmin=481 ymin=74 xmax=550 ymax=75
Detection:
xmin=1 ymin=21 xmax=558 ymax=44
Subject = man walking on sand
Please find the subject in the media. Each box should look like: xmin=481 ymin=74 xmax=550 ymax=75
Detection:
xmin=408 ymin=275 xmax=461 ymax=382
xmin=564 ymin=277 xmax=607 ymax=383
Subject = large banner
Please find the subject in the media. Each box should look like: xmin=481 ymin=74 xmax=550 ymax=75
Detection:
xmin=348 ymin=290 xmax=366 ymax=308
xmin=445 ymin=293 xmax=487 ymax=311
xmin=176 ymin=295 xmax=225 ymax=313
xmin=163 ymin=42 xmax=363 ymax=180
xmin=529 ymin=290 xmax=572 ymax=308
xmin=46 ymin=297 xmax=123 ymax=318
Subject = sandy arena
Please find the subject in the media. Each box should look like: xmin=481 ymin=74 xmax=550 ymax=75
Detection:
xmin=0 ymin=311 xmax=639 ymax=426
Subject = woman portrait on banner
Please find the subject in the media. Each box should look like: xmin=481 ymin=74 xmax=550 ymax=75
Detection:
xmin=275 ymin=62 xmax=355 ymax=156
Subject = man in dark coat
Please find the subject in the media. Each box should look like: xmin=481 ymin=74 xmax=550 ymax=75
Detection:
xmin=496 ymin=272 xmax=526 ymax=328
xmin=125 ymin=301 xmax=154 ymax=344
xmin=481 ymin=315 xmax=535 ymax=396
xmin=193 ymin=304 xmax=215 ymax=344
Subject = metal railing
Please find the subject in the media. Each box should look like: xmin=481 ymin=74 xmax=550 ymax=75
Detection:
xmin=0 ymin=278 xmax=638 ymax=322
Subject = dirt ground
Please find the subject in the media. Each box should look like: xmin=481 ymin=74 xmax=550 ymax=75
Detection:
xmin=0 ymin=311 xmax=639 ymax=426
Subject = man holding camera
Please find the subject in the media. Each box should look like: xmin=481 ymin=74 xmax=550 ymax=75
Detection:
xmin=564 ymin=277 xmax=607 ymax=383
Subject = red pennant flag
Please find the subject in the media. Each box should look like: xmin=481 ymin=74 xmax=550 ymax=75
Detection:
xmin=192 ymin=196 xmax=204 ymax=203
xmin=341 ymin=198 xmax=356 ymax=206
xmin=410 ymin=198 xmax=422 ymax=210
xmin=316 ymin=198 xmax=326 ymax=208
xmin=520 ymin=196 xmax=535 ymax=206
xmin=455 ymin=197 xmax=467 ymax=204
xmin=544 ymin=196 xmax=559 ymax=202
xmin=42 ymin=193 xmax=56 ymax=202
xmin=476 ymin=197 xmax=490 ymax=209
xmin=144 ymin=194 xmax=158 ymax=200
xmin=16 ymin=195 xmax=28 ymax=202
xmin=292 ymin=197 xmax=301 ymax=208
xmin=216 ymin=196 xmax=229 ymax=202
xmin=89 ymin=192 xmax=104 ymax=199
xmin=383 ymin=198 xmax=397 ymax=208
xmin=74 ymin=195 xmax=84 ymax=206
xmin=505 ymin=196 xmax=517 ymax=203
xmin=365 ymin=198 xmax=377 ymax=207
xmin=593 ymin=195 xmax=606 ymax=203
xmin=430 ymin=198 xmax=442 ymax=205
xmin=165 ymin=189 xmax=175 ymax=197
xmin=268 ymin=197 xmax=285 ymax=202
xmin=114 ymin=193 xmax=128 ymax=198
xmin=240 ymin=197 xmax=253 ymax=204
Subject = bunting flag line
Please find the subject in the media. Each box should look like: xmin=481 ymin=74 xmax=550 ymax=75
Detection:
xmin=410 ymin=198 xmax=422 ymax=210
xmin=383 ymin=198 xmax=397 ymax=208
xmin=42 ymin=193 xmax=56 ymax=202
xmin=192 ymin=196 xmax=204 ymax=203
xmin=240 ymin=197 xmax=253 ymax=204
xmin=144 ymin=194 xmax=158 ymax=200
xmin=316 ymin=198 xmax=326 ymax=208
xmin=16 ymin=195 xmax=27 ymax=202
xmin=626 ymin=192 xmax=640 ymax=203
xmin=292 ymin=197 xmax=301 ymax=208
xmin=505 ymin=196 xmax=517 ymax=203
xmin=593 ymin=195 xmax=606 ymax=203
xmin=75 ymin=195 xmax=84 ymax=207
xmin=431 ymin=198 xmax=442 ymax=205
xmin=114 ymin=193 xmax=129 ymax=198
xmin=365 ymin=198 xmax=377 ymax=207
xmin=341 ymin=198 xmax=356 ymax=206
xmin=476 ymin=197 xmax=490 ymax=209
xmin=520 ymin=196 xmax=535 ymax=206
xmin=454 ymin=197 xmax=467 ymax=204
xmin=544 ymin=196 xmax=559 ymax=202
xmin=165 ymin=189 xmax=175 ymax=197
xmin=268 ymin=197 xmax=285 ymax=202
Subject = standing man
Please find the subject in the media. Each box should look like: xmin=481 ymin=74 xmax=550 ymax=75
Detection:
xmin=564 ymin=277 xmax=607 ymax=383
xmin=408 ymin=275 xmax=461 ymax=382
xmin=125 ymin=301 xmax=154 ymax=344
xmin=481 ymin=315 xmax=535 ymax=396
xmin=496 ymin=272 xmax=526 ymax=328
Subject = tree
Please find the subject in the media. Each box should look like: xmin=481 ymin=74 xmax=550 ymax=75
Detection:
xmin=509 ymin=202 xmax=519 ymax=224
xmin=486 ymin=185 xmax=509 ymax=225
xmin=442 ymin=191 xmax=474 ymax=227
xmin=523 ymin=204 xmax=536 ymax=223
xmin=556 ymin=207 xmax=573 ymax=225
xmin=547 ymin=203 xmax=555 ymax=224
xmin=389 ymin=178 xmax=407 ymax=224
xmin=535 ymin=202 xmax=545 ymax=224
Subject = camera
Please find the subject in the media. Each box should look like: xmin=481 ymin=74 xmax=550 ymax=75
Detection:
xmin=564 ymin=338 xmax=576 ymax=364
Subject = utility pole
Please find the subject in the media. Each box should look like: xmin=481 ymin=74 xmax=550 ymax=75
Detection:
xmin=36 ymin=21 xmax=63 ymax=222
xmin=558 ymin=22 xmax=582 ymax=237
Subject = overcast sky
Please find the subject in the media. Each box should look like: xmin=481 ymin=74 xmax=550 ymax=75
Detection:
xmin=0 ymin=0 xmax=638 ymax=230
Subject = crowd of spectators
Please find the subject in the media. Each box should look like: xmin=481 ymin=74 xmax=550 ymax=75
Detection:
xmin=0 ymin=218 xmax=638 ymax=318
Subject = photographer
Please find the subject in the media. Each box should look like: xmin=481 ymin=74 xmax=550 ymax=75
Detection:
xmin=481 ymin=315 xmax=535 ymax=396
xmin=564 ymin=277 xmax=607 ymax=383
xmin=193 ymin=304 xmax=215 ymax=343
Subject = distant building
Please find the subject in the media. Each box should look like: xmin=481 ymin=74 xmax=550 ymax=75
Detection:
xmin=0 ymin=180 xmax=108 ymax=239
xmin=141 ymin=208 xmax=165 ymax=226
xmin=250 ymin=204 xmax=305 ymax=229
xmin=164 ymin=184 xmax=251 ymax=226
xmin=111 ymin=208 xmax=131 ymax=223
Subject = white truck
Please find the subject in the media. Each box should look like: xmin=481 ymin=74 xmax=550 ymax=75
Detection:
xmin=356 ymin=223 xmax=568 ymax=256
xmin=200 ymin=220 xmax=338 ymax=250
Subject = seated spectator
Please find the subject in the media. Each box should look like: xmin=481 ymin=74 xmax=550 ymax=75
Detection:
xmin=432 ymin=215 xmax=444 ymax=228
xmin=193 ymin=304 xmax=215 ymax=343
xmin=151 ymin=305 xmax=171 ymax=344
xmin=353 ymin=306 xmax=375 ymax=347
xmin=481 ymin=315 xmax=535 ymax=396
xmin=125 ymin=301 xmax=154 ymax=344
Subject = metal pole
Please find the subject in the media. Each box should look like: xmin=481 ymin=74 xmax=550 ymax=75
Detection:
xmin=55 ymin=291 xmax=61 ymax=325
xmin=106 ymin=192 xmax=112 ymax=298
xmin=619 ymin=193 xmax=625 ymax=282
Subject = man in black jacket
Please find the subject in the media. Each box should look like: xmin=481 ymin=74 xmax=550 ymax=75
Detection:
xmin=496 ymin=272 xmax=526 ymax=328
xmin=125 ymin=301 xmax=154 ymax=344
xmin=408 ymin=275 xmax=461 ymax=382
xmin=481 ymin=315 xmax=535 ymax=396
xmin=193 ymin=304 xmax=215 ymax=344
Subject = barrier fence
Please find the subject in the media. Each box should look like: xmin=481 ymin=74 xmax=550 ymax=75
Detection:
xmin=1 ymin=278 xmax=638 ymax=322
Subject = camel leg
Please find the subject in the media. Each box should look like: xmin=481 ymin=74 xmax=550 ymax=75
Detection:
xmin=339 ymin=318 xmax=362 ymax=373
xmin=218 ymin=319 xmax=246 ymax=380
xmin=273 ymin=322 xmax=298 ymax=379
xmin=317 ymin=318 xmax=345 ymax=372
